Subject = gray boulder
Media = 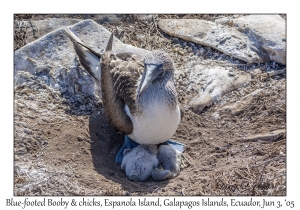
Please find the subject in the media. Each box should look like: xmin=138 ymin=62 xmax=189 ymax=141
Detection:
xmin=232 ymin=15 xmax=286 ymax=65
xmin=187 ymin=63 xmax=251 ymax=113
xmin=218 ymin=89 xmax=263 ymax=115
xmin=158 ymin=16 xmax=286 ymax=65
xmin=14 ymin=18 xmax=81 ymax=44
xmin=14 ymin=19 xmax=149 ymax=99
xmin=158 ymin=19 xmax=261 ymax=63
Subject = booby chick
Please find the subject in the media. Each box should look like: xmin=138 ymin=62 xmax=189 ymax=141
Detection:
xmin=121 ymin=144 xmax=159 ymax=181
xmin=65 ymin=28 xmax=184 ymax=163
xmin=121 ymin=144 xmax=182 ymax=181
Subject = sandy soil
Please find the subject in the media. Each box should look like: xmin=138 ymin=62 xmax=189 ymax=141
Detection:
xmin=14 ymin=14 xmax=286 ymax=196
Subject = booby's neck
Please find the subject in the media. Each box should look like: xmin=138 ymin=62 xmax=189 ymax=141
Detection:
xmin=136 ymin=71 xmax=178 ymax=111
xmin=128 ymin=71 xmax=181 ymax=144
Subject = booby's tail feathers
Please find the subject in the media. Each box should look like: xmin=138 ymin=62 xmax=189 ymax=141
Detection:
xmin=105 ymin=33 xmax=114 ymax=52
xmin=65 ymin=27 xmax=101 ymax=81
xmin=116 ymin=136 xmax=139 ymax=163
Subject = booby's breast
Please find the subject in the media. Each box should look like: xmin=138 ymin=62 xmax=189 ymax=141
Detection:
xmin=125 ymin=101 xmax=181 ymax=145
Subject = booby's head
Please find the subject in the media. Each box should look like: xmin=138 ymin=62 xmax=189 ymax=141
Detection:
xmin=139 ymin=50 xmax=175 ymax=95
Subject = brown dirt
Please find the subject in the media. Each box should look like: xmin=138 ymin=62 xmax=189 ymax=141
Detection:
xmin=14 ymin=14 xmax=286 ymax=196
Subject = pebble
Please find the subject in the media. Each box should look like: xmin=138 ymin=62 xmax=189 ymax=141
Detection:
xmin=17 ymin=148 xmax=27 ymax=154
xmin=122 ymin=191 xmax=130 ymax=196
xmin=29 ymin=94 xmax=35 ymax=100
xmin=15 ymin=183 xmax=23 ymax=187
xmin=79 ymin=105 xmax=86 ymax=110
xmin=228 ymin=72 xmax=236 ymax=77
xmin=41 ymin=140 xmax=48 ymax=145
xmin=19 ymin=143 xmax=25 ymax=147
xmin=24 ymin=128 xmax=32 ymax=134
xmin=178 ymin=50 xmax=184 ymax=56
xmin=17 ymin=189 xmax=26 ymax=194
xmin=39 ymin=168 xmax=47 ymax=173
xmin=60 ymin=68 xmax=68 ymax=79
xmin=68 ymin=86 xmax=75 ymax=95
xmin=182 ymin=81 xmax=189 ymax=86
xmin=42 ymin=117 xmax=49 ymax=122
xmin=189 ymin=42 xmax=195 ymax=47
xmin=77 ymin=97 xmax=84 ymax=105
xmin=199 ymin=48 xmax=205 ymax=55
xmin=74 ymin=84 xmax=79 ymax=93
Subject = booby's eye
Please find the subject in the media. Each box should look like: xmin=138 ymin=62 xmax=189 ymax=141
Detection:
xmin=157 ymin=71 xmax=165 ymax=79
xmin=155 ymin=64 xmax=164 ymax=79
xmin=157 ymin=64 xmax=163 ymax=70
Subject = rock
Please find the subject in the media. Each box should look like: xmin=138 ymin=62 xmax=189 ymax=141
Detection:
xmin=14 ymin=19 xmax=149 ymax=100
xmin=232 ymin=15 xmax=286 ymax=65
xmin=187 ymin=64 xmax=251 ymax=113
xmin=14 ymin=18 xmax=81 ymax=44
xmin=219 ymin=89 xmax=263 ymax=115
xmin=24 ymin=128 xmax=32 ymax=134
xmin=240 ymin=129 xmax=285 ymax=142
xmin=215 ymin=17 xmax=233 ymax=26
xmin=158 ymin=19 xmax=261 ymax=63
xmin=16 ymin=148 xmax=27 ymax=155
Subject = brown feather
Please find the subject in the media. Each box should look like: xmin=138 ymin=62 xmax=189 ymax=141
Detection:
xmin=99 ymin=34 xmax=144 ymax=134
xmin=105 ymin=33 xmax=114 ymax=51
xmin=100 ymin=51 xmax=145 ymax=134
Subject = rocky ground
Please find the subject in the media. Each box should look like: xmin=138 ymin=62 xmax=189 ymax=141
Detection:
xmin=14 ymin=14 xmax=286 ymax=196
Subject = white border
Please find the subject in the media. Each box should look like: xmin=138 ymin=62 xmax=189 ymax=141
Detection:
xmin=2 ymin=0 xmax=298 ymax=209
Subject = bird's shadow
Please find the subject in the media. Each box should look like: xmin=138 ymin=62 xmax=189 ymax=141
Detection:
xmin=88 ymin=111 xmax=170 ymax=194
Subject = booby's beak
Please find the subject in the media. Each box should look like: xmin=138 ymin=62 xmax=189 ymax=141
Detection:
xmin=139 ymin=64 xmax=163 ymax=95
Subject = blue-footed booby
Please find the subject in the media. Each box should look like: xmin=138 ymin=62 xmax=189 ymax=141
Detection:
xmin=65 ymin=28 xmax=184 ymax=163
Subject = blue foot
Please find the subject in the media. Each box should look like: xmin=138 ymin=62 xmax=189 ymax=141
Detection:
xmin=115 ymin=136 xmax=186 ymax=163
xmin=166 ymin=139 xmax=186 ymax=153
xmin=116 ymin=136 xmax=139 ymax=163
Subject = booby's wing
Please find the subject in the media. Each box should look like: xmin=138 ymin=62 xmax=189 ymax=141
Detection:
xmin=66 ymin=29 xmax=144 ymax=135
xmin=110 ymin=54 xmax=144 ymax=113
xmin=100 ymin=37 xmax=144 ymax=134
xmin=65 ymin=27 xmax=101 ymax=80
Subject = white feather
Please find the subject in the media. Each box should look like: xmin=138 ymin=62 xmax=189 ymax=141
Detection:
xmin=125 ymin=102 xmax=181 ymax=144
